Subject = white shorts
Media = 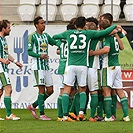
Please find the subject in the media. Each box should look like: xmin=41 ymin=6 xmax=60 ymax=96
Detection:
xmin=0 ymin=72 xmax=11 ymax=89
xmin=87 ymin=68 xmax=101 ymax=91
xmin=63 ymin=66 xmax=87 ymax=87
xmin=33 ymin=70 xmax=53 ymax=87
xmin=58 ymin=74 xmax=64 ymax=89
xmin=101 ymin=66 xmax=123 ymax=89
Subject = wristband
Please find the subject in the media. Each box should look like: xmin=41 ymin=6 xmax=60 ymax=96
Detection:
xmin=13 ymin=59 xmax=17 ymax=64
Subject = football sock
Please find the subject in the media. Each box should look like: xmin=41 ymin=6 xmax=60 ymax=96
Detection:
xmin=38 ymin=93 xmax=45 ymax=115
xmin=74 ymin=92 xmax=80 ymax=116
xmin=4 ymin=96 xmax=12 ymax=117
xmin=69 ymin=95 xmax=73 ymax=111
xmin=32 ymin=92 xmax=49 ymax=108
xmin=57 ymin=95 xmax=63 ymax=118
xmin=111 ymin=94 xmax=117 ymax=117
xmin=79 ymin=92 xmax=87 ymax=112
xmin=104 ymin=96 xmax=112 ymax=118
xmin=120 ymin=97 xmax=128 ymax=117
xmin=84 ymin=94 xmax=89 ymax=114
xmin=62 ymin=93 xmax=69 ymax=116
xmin=69 ymin=96 xmax=75 ymax=113
xmin=90 ymin=94 xmax=98 ymax=118
xmin=32 ymin=100 xmax=38 ymax=108
xmin=97 ymin=95 xmax=104 ymax=117
xmin=44 ymin=92 xmax=49 ymax=101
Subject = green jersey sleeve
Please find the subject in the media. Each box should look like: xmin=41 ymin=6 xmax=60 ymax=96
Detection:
xmin=53 ymin=31 xmax=67 ymax=40
xmin=118 ymin=32 xmax=125 ymax=38
xmin=88 ymin=25 xmax=117 ymax=39
xmin=27 ymin=33 xmax=41 ymax=57
xmin=56 ymin=39 xmax=67 ymax=47
xmin=46 ymin=33 xmax=57 ymax=46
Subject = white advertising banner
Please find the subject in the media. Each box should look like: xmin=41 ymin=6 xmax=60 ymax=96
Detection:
xmin=0 ymin=25 xmax=66 ymax=109
xmin=0 ymin=25 xmax=133 ymax=109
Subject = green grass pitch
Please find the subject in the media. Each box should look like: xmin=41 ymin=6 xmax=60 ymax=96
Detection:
xmin=0 ymin=109 xmax=133 ymax=133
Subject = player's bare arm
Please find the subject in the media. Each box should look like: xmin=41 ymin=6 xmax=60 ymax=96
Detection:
xmin=89 ymin=46 xmax=110 ymax=56
xmin=8 ymin=54 xmax=23 ymax=69
xmin=0 ymin=57 xmax=10 ymax=65
xmin=114 ymin=34 xmax=124 ymax=50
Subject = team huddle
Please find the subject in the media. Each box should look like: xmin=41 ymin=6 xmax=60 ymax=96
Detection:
xmin=0 ymin=13 xmax=130 ymax=122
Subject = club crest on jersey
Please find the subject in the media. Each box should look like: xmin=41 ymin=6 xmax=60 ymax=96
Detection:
xmin=4 ymin=45 xmax=8 ymax=53
xmin=40 ymin=43 xmax=47 ymax=51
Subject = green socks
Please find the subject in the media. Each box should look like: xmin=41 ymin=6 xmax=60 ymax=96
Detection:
xmin=38 ymin=93 xmax=44 ymax=115
xmin=120 ymin=97 xmax=128 ymax=117
xmin=97 ymin=95 xmax=104 ymax=117
xmin=33 ymin=100 xmax=38 ymax=108
xmin=90 ymin=94 xmax=98 ymax=118
xmin=32 ymin=92 xmax=49 ymax=108
xmin=57 ymin=95 xmax=63 ymax=118
xmin=104 ymin=96 xmax=112 ymax=118
xmin=84 ymin=94 xmax=89 ymax=114
xmin=4 ymin=96 xmax=12 ymax=117
xmin=69 ymin=96 xmax=74 ymax=113
xmin=62 ymin=93 xmax=69 ymax=116
xmin=79 ymin=92 xmax=87 ymax=112
xmin=74 ymin=93 xmax=80 ymax=116
xmin=111 ymin=94 xmax=117 ymax=117
xmin=69 ymin=92 xmax=80 ymax=116
xmin=44 ymin=92 xmax=49 ymax=101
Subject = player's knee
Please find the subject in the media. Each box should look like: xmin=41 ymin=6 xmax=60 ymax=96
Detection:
xmin=116 ymin=89 xmax=125 ymax=98
xmin=46 ymin=86 xmax=54 ymax=95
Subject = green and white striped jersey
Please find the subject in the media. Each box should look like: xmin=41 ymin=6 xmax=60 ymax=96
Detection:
xmin=89 ymin=39 xmax=101 ymax=69
xmin=53 ymin=25 xmax=116 ymax=67
xmin=56 ymin=39 xmax=67 ymax=74
xmin=102 ymin=35 xmax=121 ymax=67
xmin=0 ymin=36 xmax=8 ymax=72
xmin=27 ymin=31 xmax=56 ymax=70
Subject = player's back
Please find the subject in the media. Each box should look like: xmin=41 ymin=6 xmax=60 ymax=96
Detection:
xmin=66 ymin=30 xmax=91 ymax=66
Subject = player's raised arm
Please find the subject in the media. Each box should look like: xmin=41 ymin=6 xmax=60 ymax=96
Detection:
xmin=88 ymin=24 xmax=117 ymax=39
xmin=45 ymin=33 xmax=57 ymax=46
xmin=114 ymin=33 xmax=124 ymax=50
xmin=52 ymin=31 xmax=67 ymax=40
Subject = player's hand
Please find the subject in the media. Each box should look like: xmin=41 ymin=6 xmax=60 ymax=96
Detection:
xmin=116 ymin=25 xmax=122 ymax=32
xmin=40 ymin=54 xmax=49 ymax=60
xmin=114 ymin=33 xmax=119 ymax=37
xmin=110 ymin=29 xmax=118 ymax=35
xmin=1 ymin=59 xmax=10 ymax=65
xmin=15 ymin=62 xmax=23 ymax=69
xmin=89 ymin=50 xmax=94 ymax=56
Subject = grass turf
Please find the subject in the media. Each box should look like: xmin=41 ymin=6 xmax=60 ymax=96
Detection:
xmin=0 ymin=109 xmax=133 ymax=133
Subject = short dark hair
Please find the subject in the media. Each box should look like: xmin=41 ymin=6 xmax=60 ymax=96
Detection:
xmin=66 ymin=17 xmax=77 ymax=30
xmin=86 ymin=17 xmax=98 ymax=26
xmin=75 ymin=16 xmax=86 ymax=29
xmin=0 ymin=20 xmax=10 ymax=31
xmin=67 ymin=24 xmax=76 ymax=30
xmin=101 ymin=13 xmax=113 ymax=24
xmin=33 ymin=16 xmax=43 ymax=27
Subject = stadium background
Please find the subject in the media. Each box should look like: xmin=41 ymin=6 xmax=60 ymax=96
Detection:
xmin=0 ymin=0 xmax=133 ymax=109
